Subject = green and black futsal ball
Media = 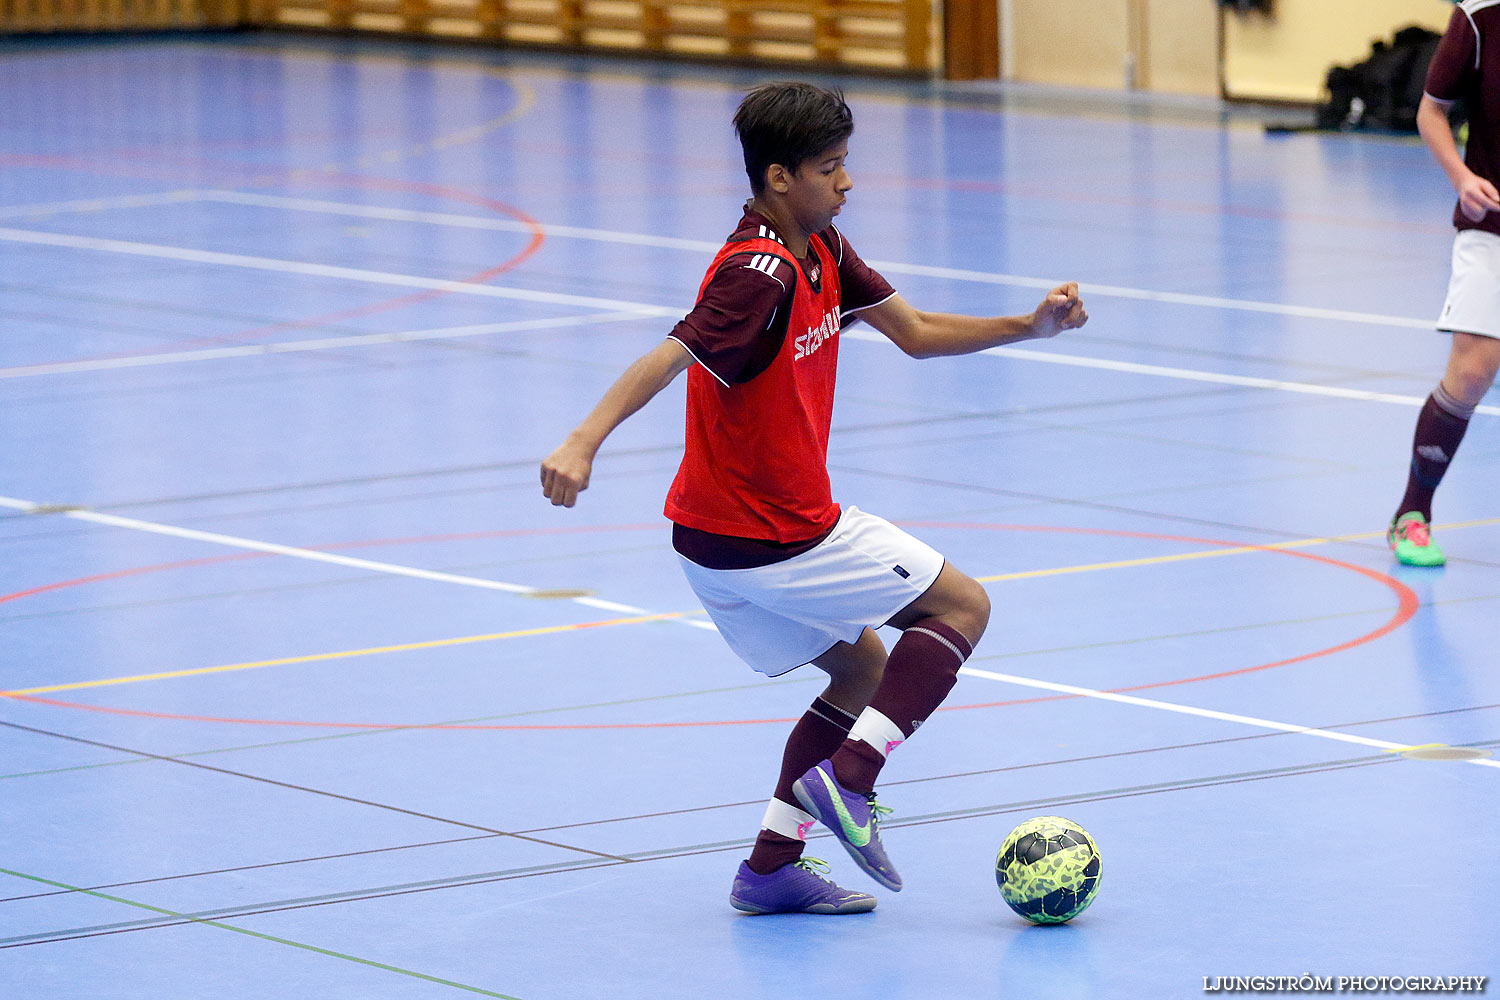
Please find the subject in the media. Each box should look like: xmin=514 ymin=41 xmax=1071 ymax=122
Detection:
xmin=995 ymin=816 xmax=1101 ymax=924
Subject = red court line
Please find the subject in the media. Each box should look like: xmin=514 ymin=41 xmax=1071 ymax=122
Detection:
xmin=156 ymin=172 xmax=548 ymax=353
xmin=2 ymin=154 xmax=548 ymax=359
xmin=0 ymin=523 xmax=1419 ymax=732
xmin=0 ymin=554 xmax=261 ymax=606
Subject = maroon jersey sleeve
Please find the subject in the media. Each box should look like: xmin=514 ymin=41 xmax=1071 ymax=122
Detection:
xmin=818 ymin=226 xmax=897 ymax=324
xmin=1425 ymin=7 xmax=1476 ymax=104
xmin=668 ymin=250 xmax=794 ymax=386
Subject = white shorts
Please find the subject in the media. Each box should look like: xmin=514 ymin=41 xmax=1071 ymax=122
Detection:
xmin=1438 ymin=229 xmax=1500 ymax=339
xmin=676 ymin=505 xmax=945 ymax=677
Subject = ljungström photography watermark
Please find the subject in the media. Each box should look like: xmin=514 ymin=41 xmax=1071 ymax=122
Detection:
xmin=1203 ymin=976 xmax=1488 ymax=994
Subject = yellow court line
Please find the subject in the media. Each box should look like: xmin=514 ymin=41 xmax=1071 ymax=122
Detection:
xmin=271 ymin=80 xmax=538 ymax=184
xmin=10 ymin=517 xmax=1498 ymax=698
xmin=363 ymin=81 xmax=539 ymax=166
xmin=975 ymin=517 xmax=1500 ymax=585
xmin=429 ymin=81 xmax=539 ymax=152
xmin=1 ymin=610 xmax=692 ymax=697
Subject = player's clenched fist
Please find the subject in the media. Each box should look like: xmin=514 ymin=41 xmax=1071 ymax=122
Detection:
xmin=1031 ymin=282 xmax=1088 ymax=340
xmin=540 ymin=442 xmax=593 ymax=507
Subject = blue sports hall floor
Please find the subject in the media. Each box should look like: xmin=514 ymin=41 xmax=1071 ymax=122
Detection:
xmin=1 ymin=30 xmax=1496 ymax=1000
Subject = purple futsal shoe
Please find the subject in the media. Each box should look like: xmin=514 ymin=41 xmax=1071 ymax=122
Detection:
xmin=729 ymin=857 xmax=876 ymax=915
xmin=792 ymin=759 xmax=902 ymax=891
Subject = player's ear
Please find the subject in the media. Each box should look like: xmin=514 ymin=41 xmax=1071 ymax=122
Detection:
xmin=765 ymin=163 xmax=792 ymax=194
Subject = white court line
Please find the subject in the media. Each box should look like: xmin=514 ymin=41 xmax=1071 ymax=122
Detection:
xmin=0 ymin=190 xmax=201 ymax=220
xmin=0 ymin=312 xmax=650 ymax=379
xmin=5 ymin=208 xmax=1494 ymax=416
xmin=842 ymin=328 xmax=1500 ymax=417
xmin=194 ymin=189 xmax=1436 ymax=331
xmin=3 ymin=493 xmax=1490 ymax=755
xmin=958 ymin=664 xmax=1500 ymax=771
xmin=194 ymin=190 xmax=722 ymax=253
xmin=876 ymin=261 xmax=1436 ymax=330
xmin=2 ymin=187 xmax=1439 ymax=330
xmin=0 ymin=496 xmax=720 ymax=631
xmin=0 ymin=226 xmax=681 ymax=317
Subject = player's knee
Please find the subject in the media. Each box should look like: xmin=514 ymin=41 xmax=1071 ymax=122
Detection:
xmin=1445 ymin=337 xmax=1500 ymax=404
xmin=970 ymin=582 xmax=991 ymax=641
xmin=1446 ymin=363 xmax=1498 ymax=405
xmin=951 ymin=572 xmax=990 ymax=644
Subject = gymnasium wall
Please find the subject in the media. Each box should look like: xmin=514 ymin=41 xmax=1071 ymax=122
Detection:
xmin=1004 ymin=0 xmax=1219 ymax=96
xmin=1003 ymin=0 xmax=1457 ymax=103
xmin=0 ymin=0 xmax=1462 ymax=95
xmin=1222 ymin=0 xmax=1456 ymax=102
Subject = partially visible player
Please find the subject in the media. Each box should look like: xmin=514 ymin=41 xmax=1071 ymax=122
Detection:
xmin=1388 ymin=0 xmax=1500 ymax=566
xmin=542 ymin=82 xmax=1087 ymax=914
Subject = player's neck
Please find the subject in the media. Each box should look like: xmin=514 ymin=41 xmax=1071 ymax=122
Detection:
xmin=747 ymin=197 xmax=811 ymax=259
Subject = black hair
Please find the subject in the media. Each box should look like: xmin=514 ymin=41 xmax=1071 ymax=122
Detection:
xmin=733 ymin=83 xmax=854 ymax=196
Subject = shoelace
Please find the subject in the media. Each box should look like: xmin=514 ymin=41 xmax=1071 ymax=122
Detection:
xmin=794 ymin=856 xmax=835 ymax=880
xmin=866 ymin=795 xmax=893 ymax=831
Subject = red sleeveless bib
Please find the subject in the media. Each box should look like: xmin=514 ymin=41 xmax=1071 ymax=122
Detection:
xmin=665 ymin=235 xmax=843 ymax=542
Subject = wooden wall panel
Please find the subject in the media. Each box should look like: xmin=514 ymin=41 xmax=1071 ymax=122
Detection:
xmin=2 ymin=0 xmax=932 ymax=75
xmin=0 ymin=0 xmax=244 ymax=29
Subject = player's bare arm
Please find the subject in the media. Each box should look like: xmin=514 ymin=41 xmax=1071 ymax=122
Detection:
xmin=1417 ymin=95 xmax=1500 ymax=222
xmin=541 ymin=338 xmax=694 ymax=507
xmin=858 ymin=282 xmax=1088 ymax=359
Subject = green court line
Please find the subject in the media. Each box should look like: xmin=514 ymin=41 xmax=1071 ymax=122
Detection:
xmin=16 ymin=733 xmax=1500 ymax=951
xmin=0 ymin=867 xmax=525 ymax=998
xmin=0 ymin=854 xmax=628 ymax=944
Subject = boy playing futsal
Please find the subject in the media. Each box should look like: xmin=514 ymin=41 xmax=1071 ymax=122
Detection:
xmin=1388 ymin=0 xmax=1500 ymax=566
xmin=541 ymin=82 xmax=1088 ymax=913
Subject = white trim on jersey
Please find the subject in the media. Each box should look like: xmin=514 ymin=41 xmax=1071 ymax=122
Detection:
xmin=1425 ymin=91 xmax=1458 ymax=108
xmin=840 ymin=290 xmax=898 ymax=323
xmin=665 ymin=334 xmax=734 ymax=388
xmin=764 ymin=303 xmax=782 ymax=336
xmin=757 ymin=224 xmax=783 ymax=244
xmin=829 ymin=224 xmax=847 ymax=266
xmin=742 ymin=253 xmax=787 ymax=291
xmin=1461 ymin=0 xmax=1497 ymax=70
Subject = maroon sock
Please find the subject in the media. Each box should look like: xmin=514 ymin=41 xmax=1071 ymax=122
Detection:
xmin=831 ymin=619 xmax=973 ymax=794
xmin=746 ymin=696 xmax=857 ymax=875
xmin=1397 ymin=386 xmax=1473 ymax=523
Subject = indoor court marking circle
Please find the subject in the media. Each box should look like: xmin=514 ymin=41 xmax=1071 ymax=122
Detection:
xmin=0 ymin=521 xmax=1419 ymax=731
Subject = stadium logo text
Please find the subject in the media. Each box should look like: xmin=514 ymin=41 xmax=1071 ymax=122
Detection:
xmin=795 ymin=308 xmax=840 ymax=360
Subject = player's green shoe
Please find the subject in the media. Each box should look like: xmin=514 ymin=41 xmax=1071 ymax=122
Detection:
xmin=793 ymin=760 xmax=901 ymax=891
xmin=1388 ymin=512 xmax=1445 ymax=567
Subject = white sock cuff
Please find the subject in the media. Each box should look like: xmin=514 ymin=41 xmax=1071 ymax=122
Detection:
xmin=849 ymin=707 xmax=906 ymax=759
xmin=1433 ymin=382 xmax=1477 ymax=420
xmin=762 ymin=798 xmax=815 ymax=840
